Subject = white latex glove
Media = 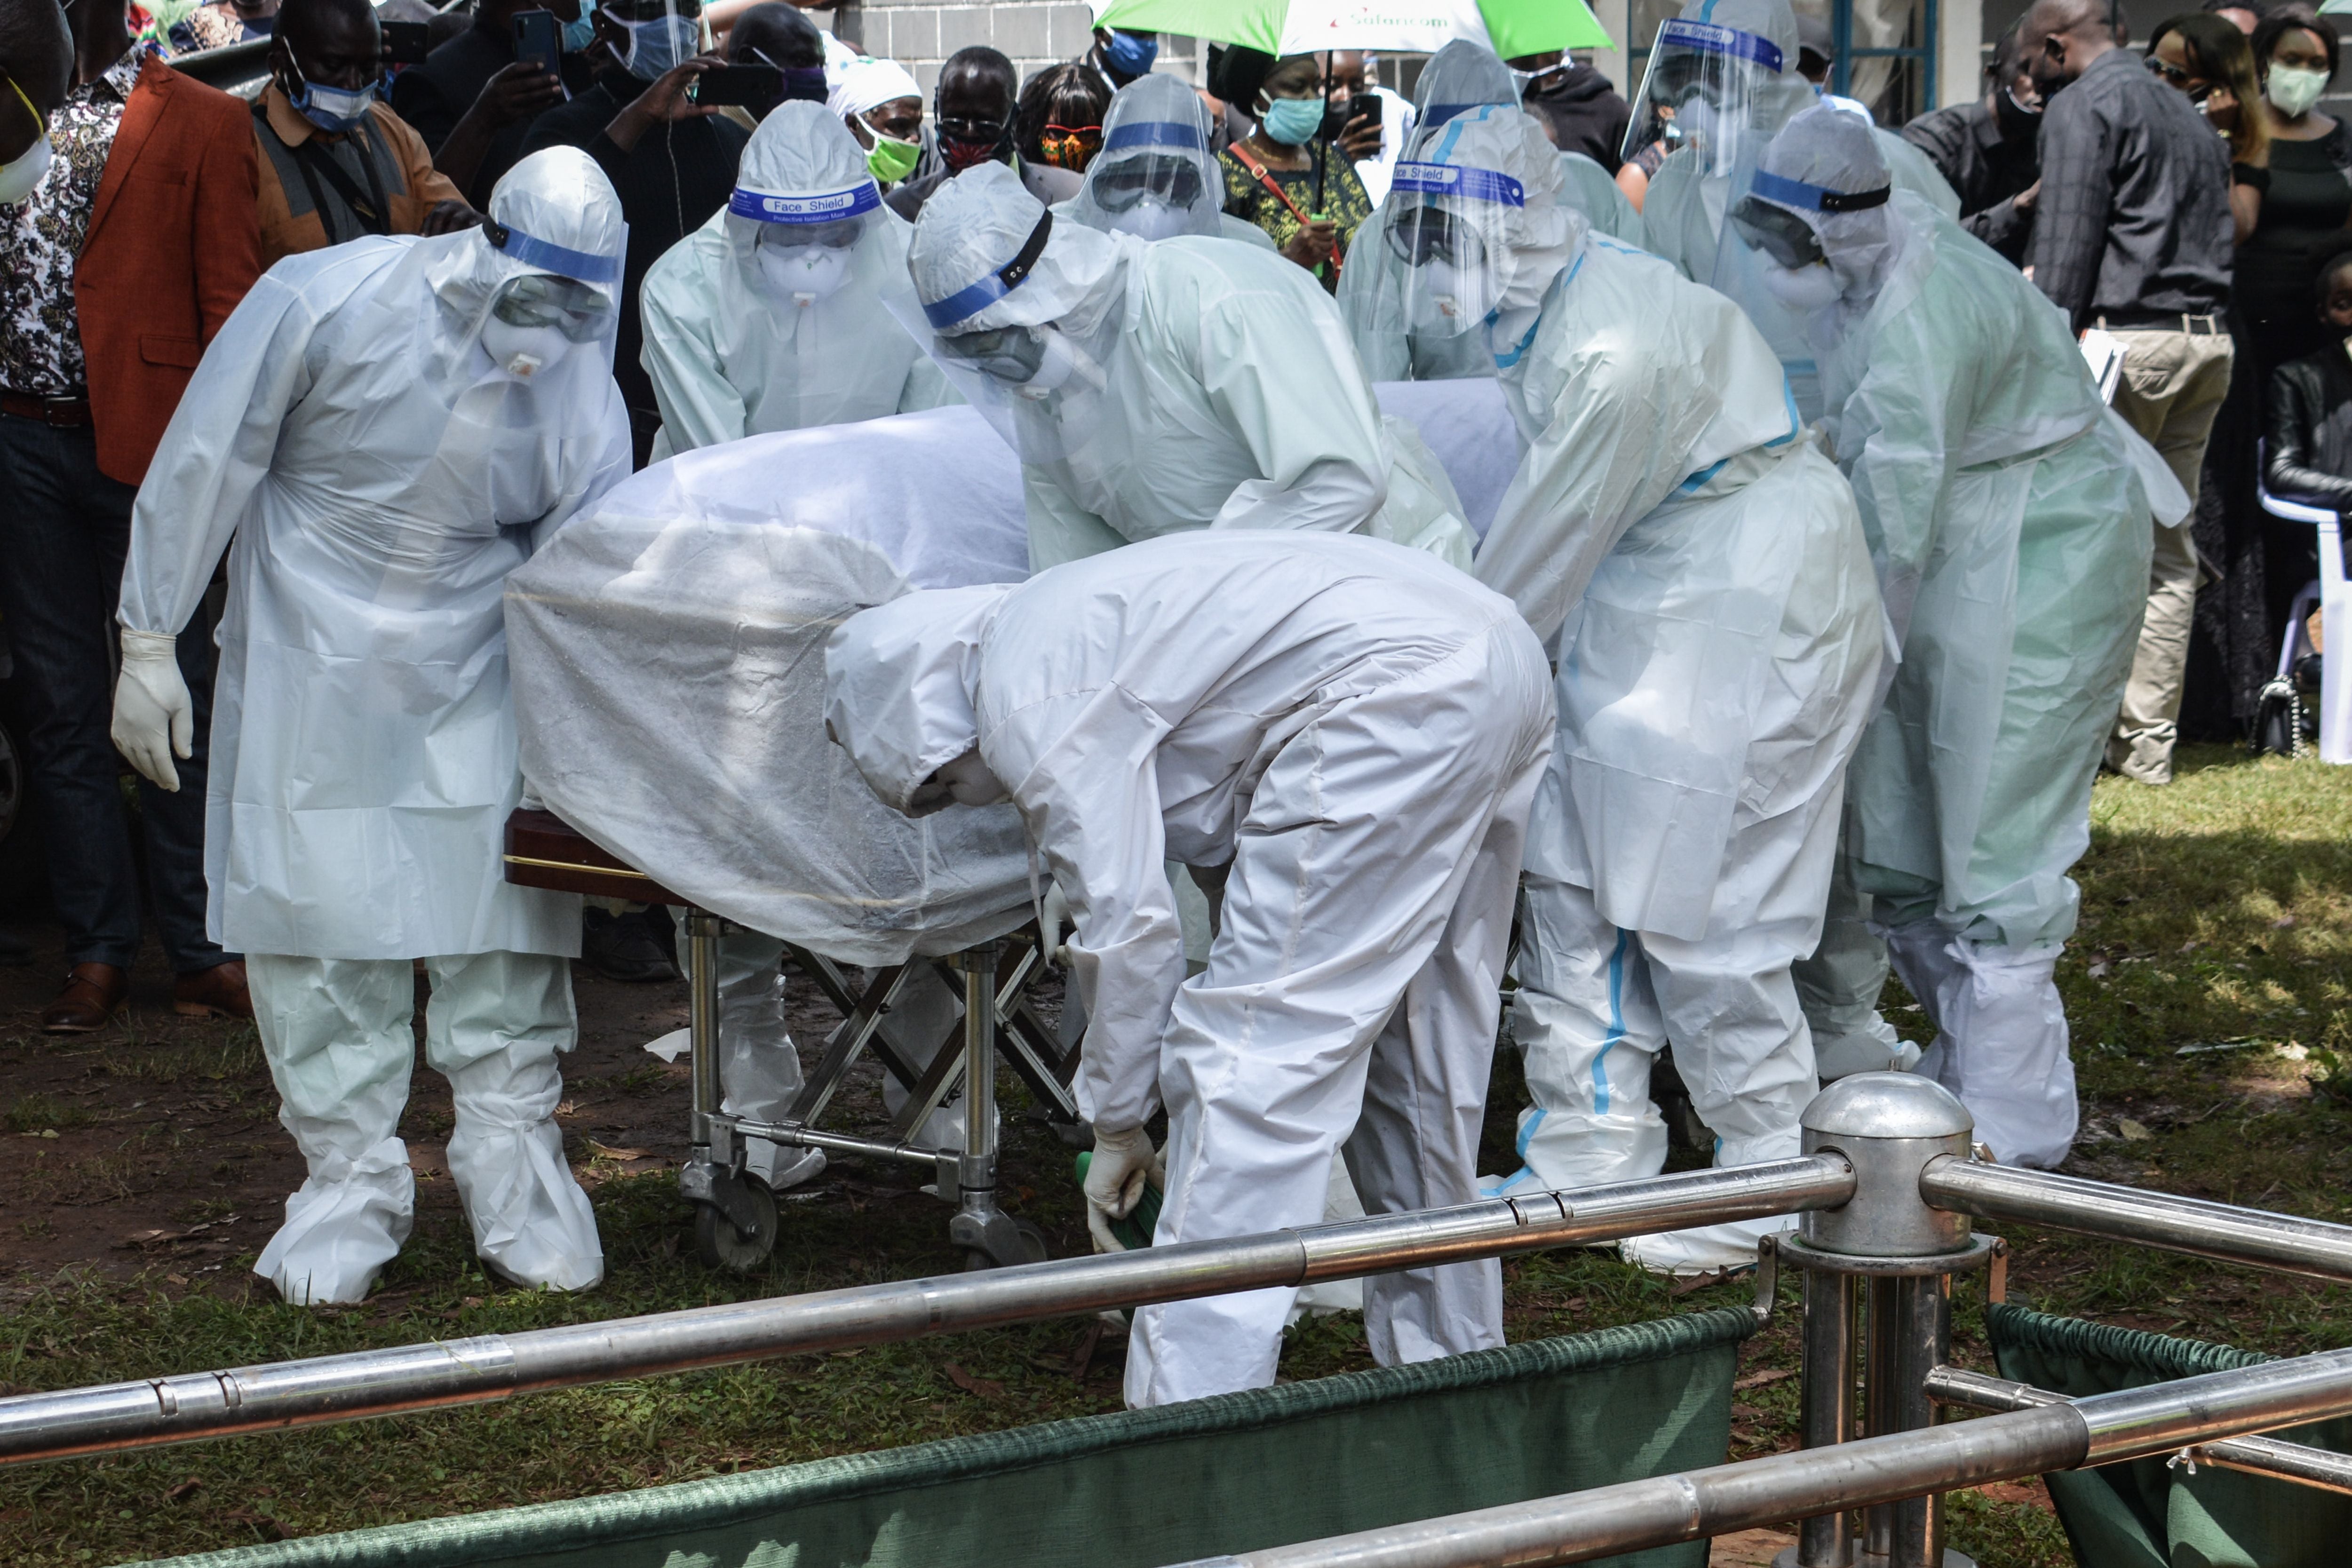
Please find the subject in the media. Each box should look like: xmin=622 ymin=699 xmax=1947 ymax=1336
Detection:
xmin=1083 ymin=1124 xmax=1164 ymax=1254
xmin=111 ymin=628 xmax=192 ymax=792
xmin=1041 ymin=882 xmax=1072 ymax=965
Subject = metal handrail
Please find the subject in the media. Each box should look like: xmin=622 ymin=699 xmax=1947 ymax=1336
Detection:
xmin=0 ymin=1156 xmax=1854 ymax=1468
xmin=1162 ymin=1347 xmax=2352 ymax=1568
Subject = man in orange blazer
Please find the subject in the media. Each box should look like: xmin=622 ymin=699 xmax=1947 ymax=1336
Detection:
xmin=0 ymin=0 xmax=261 ymax=1032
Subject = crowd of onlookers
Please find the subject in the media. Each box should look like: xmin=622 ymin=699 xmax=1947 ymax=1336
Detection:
xmin=3 ymin=0 xmax=2349 ymax=1026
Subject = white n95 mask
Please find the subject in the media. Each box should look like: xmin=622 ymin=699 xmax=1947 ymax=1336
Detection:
xmin=757 ymin=239 xmax=853 ymax=303
xmin=1760 ymin=260 xmax=1843 ymax=314
xmin=1423 ymin=257 xmax=1496 ymax=325
xmin=479 ymin=318 xmax=572 ymax=378
xmin=1110 ymin=198 xmax=1190 ymax=241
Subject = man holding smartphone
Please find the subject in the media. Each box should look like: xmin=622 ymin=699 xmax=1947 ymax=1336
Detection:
xmin=390 ymin=0 xmax=584 ymax=207
xmin=254 ymin=0 xmax=479 ymax=268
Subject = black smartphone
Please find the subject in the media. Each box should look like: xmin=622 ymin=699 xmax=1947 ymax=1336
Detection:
xmin=1320 ymin=90 xmax=1382 ymax=144
xmin=690 ymin=64 xmax=782 ymax=107
xmin=512 ymin=8 xmax=563 ymax=79
xmin=381 ymin=20 xmax=430 ymax=64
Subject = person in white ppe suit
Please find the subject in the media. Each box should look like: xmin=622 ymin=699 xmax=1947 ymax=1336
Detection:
xmin=822 ymin=530 xmax=1554 ymax=1406
xmin=1058 ymin=72 xmax=1275 ymax=253
xmin=111 ymin=148 xmax=631 ymax=1305
xmin=1633 ymin=0 xmax=1957 ymax=302
xmin=904 ymin=160 xmax=1474 ymax=574
xmin=636 ymin=100 xmax=962 ymax=1185
xmin=1340 ymin=40 xmax=1641 ymax=384
xmin=1741 ymin=107 xmax=2157 ymax=1168
xmin=638 ymin=101 xmax=954 ymax=461
xmin=1375 ymin=107 xmax=1883 ymax=1273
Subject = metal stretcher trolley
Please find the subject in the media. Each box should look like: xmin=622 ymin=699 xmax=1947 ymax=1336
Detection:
xmin=502 ymin=808 xmax=1079 ymax=1273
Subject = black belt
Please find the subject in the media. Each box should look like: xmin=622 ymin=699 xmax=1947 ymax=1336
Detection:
xmin=0 ymin=390 xmax=91 ymax=426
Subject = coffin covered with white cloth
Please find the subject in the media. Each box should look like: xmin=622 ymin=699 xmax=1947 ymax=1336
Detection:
xmin=505 ymin=382 xmax=1520 ymax=964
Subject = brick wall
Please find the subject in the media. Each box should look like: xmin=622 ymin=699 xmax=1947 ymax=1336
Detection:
xmin=814 ymin=3 xmax=1201 ymax=90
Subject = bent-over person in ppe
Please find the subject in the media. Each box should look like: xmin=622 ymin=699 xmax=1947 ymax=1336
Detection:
xmin=1368 ymin=107 xmax=1884 ymax=1274
xmin=823 ymin=530 xmax=1554 ymax=1407
xmin=1745 ymin=107 xmax=2163 ymax=1167
xmin=111 ymin=148 xmax=632 ymax=1305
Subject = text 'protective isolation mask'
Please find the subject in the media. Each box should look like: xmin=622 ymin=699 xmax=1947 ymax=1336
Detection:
xmin=732 ymin=179 xmax=875 ymax=302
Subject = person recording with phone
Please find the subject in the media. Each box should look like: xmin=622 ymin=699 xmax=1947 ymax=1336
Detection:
xmin=522 ymin=0 xmax=749 ymax=464
xmin=390 ymin=0 xmax=585 ymax=207
xmin=1217 ymin=51 xmax=1374 ymax=289
xmin=254 ymin=0 xmax=478 ymax=269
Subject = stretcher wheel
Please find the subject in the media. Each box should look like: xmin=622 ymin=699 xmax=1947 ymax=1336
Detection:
xmin=694 ymin=1180 xmax=779 ymax=1274
xmin=961 ymin=1216 xmax=1049 ymax=1272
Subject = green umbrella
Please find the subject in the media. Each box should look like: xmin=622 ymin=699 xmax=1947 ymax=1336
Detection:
xmin=1090 ymin=0 xmax=1613 ymax=60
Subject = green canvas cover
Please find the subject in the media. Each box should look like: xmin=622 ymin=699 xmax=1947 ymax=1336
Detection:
xmin=1987 ymin=1303 xmax=2352 ymax=1568
xmin=140 ymin=1309 xmax=1756 ymax=1568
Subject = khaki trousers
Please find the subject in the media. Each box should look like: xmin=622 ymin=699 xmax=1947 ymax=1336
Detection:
xmin=2105 ymin=324 xmax=2233 ymax=784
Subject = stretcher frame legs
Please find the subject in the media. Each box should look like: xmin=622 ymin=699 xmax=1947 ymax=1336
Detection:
xmin=676 ymin=913 xmax=1080 ymax=1273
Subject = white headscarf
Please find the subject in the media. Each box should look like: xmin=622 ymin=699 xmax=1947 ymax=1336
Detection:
xmin=827 ymin=56 xmax=921 ymax=121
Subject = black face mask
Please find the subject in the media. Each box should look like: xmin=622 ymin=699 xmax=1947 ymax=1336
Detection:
xmin=1994 ymin=85 xmax=2042 ymax=141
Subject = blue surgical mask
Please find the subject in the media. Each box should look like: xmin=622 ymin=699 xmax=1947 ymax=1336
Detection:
xmin=288 ymin=72 xmax=378 ymax=133
xmin=1259 ymin=94 xmax=1323 ymax=145
xmin=562 ymin=11 xmax=596 ymax=51
xmin=1101 ymin=30 xmax=1157 ymax=78
xmin=606 ymin=7 xmax=698 ymax=80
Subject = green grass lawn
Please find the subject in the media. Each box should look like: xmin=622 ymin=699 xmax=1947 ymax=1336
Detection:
xmin=1 ymin=744 xmax=2348 ymax=1566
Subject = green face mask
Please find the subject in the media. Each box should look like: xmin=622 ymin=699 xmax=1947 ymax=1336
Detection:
xmin=866 ymin=131 xmax=921 ymax=184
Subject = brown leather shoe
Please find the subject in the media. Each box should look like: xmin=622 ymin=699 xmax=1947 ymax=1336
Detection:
xmin=41 ymin=962 xmax=128 ymax=1034
xmin=174 ymin=959 xmax=253 ymax=1020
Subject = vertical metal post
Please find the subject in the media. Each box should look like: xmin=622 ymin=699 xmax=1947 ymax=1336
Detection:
xmin=688 ymin=907 xmax=724 ymax=1156
xmin=1890 ymin=1274 xmax=1954 ymax=1568
xmin=959 ymin=942 xmax=1000 ymax=1227
xmin=1798 ymin=1267 xmax=1857 ymax=1568
xmin=1862 ymin=1275 xmax=1901 ymax=1561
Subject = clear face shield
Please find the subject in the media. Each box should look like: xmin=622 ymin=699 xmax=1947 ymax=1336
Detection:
xmin=730 ymin=178 xmax=883 ymax=306
xmin=1379 ymin=159 xmax=1527 ymax=339
xmin=1709 ymin=159 xmax=1886 ymax=421
xmin=1621 ymin=17 xmax=1787 ymax=179
xmin=473 ymin=218 xmax=626 ymax=380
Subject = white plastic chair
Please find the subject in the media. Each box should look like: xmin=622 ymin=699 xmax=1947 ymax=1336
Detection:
xmin=2256 ymin=443 xmax=2351 ymax=764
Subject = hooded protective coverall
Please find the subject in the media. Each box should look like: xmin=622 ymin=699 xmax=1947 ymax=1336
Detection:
xmin=1340 ymin=41 xmax=1643 ymax=384
xmin=1057 ymin=72 xmax=1277 ymax=253
xmin=1388 ymin=109 xmax=1883 ymax=1273
xmin=822 ymin=531 xmax=1554 ymax=1406
xmin=637 ymin=101 xmax=953 ymax=461
xmin=636 ymin=101 xmax=964 ymax=1183
xmin=903 ymin=161 xmax=1475 ymax=574
xmin=112 ymin=149 xmax=631 ymax=1304
xmin=1743 ymin=108 xmax=2161 ymax=1167
xmin=1638 ymin=0 xmax=1956 ymax=284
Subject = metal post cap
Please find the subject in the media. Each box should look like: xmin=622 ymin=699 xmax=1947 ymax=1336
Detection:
xmin=1801 ymin=1073 xmax=1973 ymax=1141
xmin=1801 ymin=1074 xmax=1974 ymax=1258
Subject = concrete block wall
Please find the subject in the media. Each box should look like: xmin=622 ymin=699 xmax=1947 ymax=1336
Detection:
xmin=815 ymin=2 xmax=1202 ymax=90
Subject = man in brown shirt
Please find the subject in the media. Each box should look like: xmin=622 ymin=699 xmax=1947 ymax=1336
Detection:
xmin=253 ymin=0 xmax=475 ymax=269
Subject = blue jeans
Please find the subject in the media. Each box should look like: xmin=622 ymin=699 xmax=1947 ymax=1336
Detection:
xmin=0 ymin=414 xmax=229 ymax=972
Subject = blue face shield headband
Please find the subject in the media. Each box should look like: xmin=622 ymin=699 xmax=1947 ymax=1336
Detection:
xmin=482 ymin=219 xmax=625 ymax=285
xmin=1728 ymin=169 xmax=1890 ymax=269
xmin=922 ymin=209 xmax=1054 ymax=330
xmin=729 ymin=180 xmax=882 ymax=223
xmin=1656 ymin=17 xmax=1785 ymax=72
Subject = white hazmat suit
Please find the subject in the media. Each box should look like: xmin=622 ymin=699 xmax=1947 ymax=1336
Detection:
xmin=637 ymin=101 xmax=953 ymax=461
xmin=1742 ymin=109 xmax=2166 ymax=1168
xmin=823 ymin=531 xmax=1554 ymax=1407
xmin=902 ymin=161 xmax=1474 ymax=574
xmin=113 ymin=149 xmax=631 ymax=1304
xmin=1396 ymin=110 xmax=1884 ymax=1273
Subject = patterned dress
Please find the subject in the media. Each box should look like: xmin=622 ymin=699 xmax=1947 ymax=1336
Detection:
xmin=1218 ymin=141 xmax=1373 ymax=292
